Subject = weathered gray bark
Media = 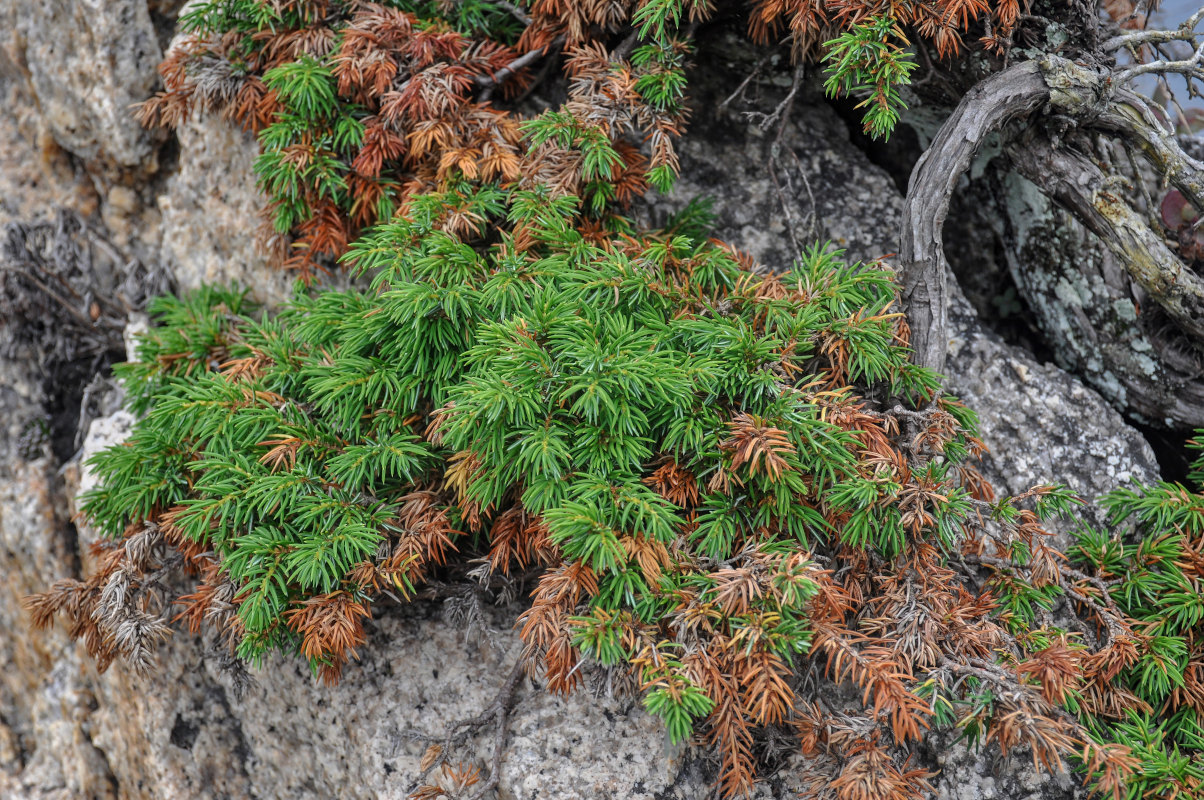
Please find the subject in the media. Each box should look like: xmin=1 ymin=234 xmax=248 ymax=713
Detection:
xmin=1010 ymin=136 xmax=1204 ymax=342
xmin=902 ymin=53 xmax=1204 ymax=424
xmin=1007 ymin=138 xmax=1204 ymax=425
xmin=900 ymin=61 xmax=1048 ymax=375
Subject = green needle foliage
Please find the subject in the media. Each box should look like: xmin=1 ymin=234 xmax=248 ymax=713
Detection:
xmin=139 ymin=0 xmax=1023 ymax=275
xmin=26 ymin=5 xmax=1115 ymax=797
xmin=76 ymin=182 xmax=941 ymax=669
xmin=1059 ymin=437 xmax=1204 ymax=798
xmin=32 ymin=181 xmax=1034 ymax=796
xmin=823 ymin=16 xmax=918 ymax=140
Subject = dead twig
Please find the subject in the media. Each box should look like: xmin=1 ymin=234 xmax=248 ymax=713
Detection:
xmin=477 ymin=37 xmax=566 ymax=103
xmin=718 ymin=51 xmax=775 ymax=113
xmin=406 ymin=654 xmax=528 ymax=800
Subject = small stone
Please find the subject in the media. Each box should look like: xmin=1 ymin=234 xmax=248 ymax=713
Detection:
xmin=107 ymin=186 xmax=138 ymax=216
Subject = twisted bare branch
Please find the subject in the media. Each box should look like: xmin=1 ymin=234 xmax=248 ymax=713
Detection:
xmin=1103 ymin=5 xmax=1204 ymax=53
xmin=902 ymin=44 xmax=1204 ymax=400
xmin=899 ymin=61 xmax=1048 ymax=374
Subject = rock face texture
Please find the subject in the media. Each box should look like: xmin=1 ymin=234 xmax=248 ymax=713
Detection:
xmin=945 ymin=289 xmax=1158 ymax=533
xmin=157 ymin=116 xmax=297 ymax=307
xmin=0 ymin=0 xmax=164 ymax=179
xmin=0 ymin=11 xmax=1160 ymax=800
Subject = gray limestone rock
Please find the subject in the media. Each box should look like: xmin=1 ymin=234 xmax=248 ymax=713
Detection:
xmin=945 ymin=288 xmax=1160 ymax=534
xmin=156 ymin=115 xmax=297 ymax=308
xmin=925 ymin=732 xmax=1083 ymax=800
xmin=0 ymin=0 xmax=163 ymax=177
xmin=653 ymin=95 xmax=899 ymax=272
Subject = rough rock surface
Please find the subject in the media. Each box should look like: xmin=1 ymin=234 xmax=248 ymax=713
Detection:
xmin=0 ymin=69 xmax=121 ymax=800
xmin=0 ymin=15 xmax=1161 ymax=800
xmin=157 ymin=116 xmax=297 ymax=307
xmin=656 ymin=92 xmax=899 ymax=273
xmin=946 ymin=289 xmax=1159 ymax=532
xmin=0 ymin=0 xmax=163 ymax=178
